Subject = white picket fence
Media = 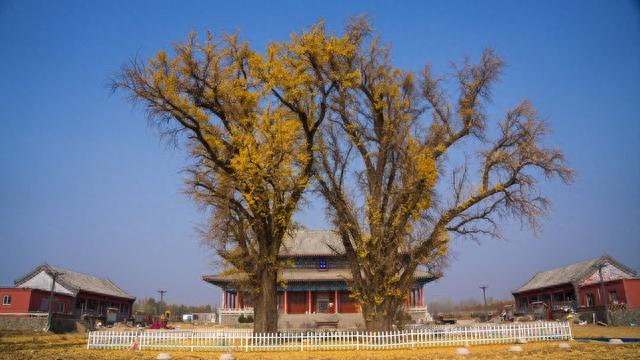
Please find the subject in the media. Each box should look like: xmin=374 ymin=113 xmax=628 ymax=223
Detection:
xmin=87 ymin=321 xmax=571 ymax=352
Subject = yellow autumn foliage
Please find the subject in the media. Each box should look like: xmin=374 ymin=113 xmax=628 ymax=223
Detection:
xmin=115 ymin=19 xmax=369 ymax=332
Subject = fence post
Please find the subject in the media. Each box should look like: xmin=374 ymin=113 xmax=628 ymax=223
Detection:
xmin=465 ymin=326 xmax=470 ymax=347
xmin=518 ymin=323 xmax=523 ymax=342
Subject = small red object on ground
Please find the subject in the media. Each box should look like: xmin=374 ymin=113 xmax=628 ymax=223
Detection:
xmin=148 ymin=320 xmax=173 ymax=329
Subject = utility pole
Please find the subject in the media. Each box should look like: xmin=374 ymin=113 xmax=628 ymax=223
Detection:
xmin=479 ymin=285 xmax=489 ymax=308
xmin=46 ymin=271 xmax=62 ymax=332
xmin=157 ymin=290 xmax=167 ymax=316
xmin=596 ymin=263 xmax=611 ymax=325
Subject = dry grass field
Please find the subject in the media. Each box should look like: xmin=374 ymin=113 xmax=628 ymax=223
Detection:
xmin=1 ymin=324 xmax=638 ymax=360
xmin=571 ymin=323 xmax=640 ymax=338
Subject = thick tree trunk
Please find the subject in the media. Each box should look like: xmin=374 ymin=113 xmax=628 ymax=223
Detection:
xmin=362 ymin=303 xmax=394 ymax=331
xmin=252 ymin=267 xmax=279 ymax=333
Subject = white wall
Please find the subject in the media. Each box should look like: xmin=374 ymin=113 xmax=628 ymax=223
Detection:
xmin=18 ymin=270 xmax=74 ymax=295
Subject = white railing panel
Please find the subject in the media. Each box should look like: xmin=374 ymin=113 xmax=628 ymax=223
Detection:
xmin=87 ymin=321 xmax=571 ymax=352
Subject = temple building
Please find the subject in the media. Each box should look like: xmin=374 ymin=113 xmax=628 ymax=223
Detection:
xmin=203 ymin=230 xmax=439 ymax=328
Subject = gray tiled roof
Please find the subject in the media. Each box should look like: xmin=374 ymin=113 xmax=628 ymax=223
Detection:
xmin=203 ymin=268 xmax=437 ymax=285
xmin=204 ymin=229 xmax=442 ymax=286
xmin=280 ymin=229 xmax=344 ymax=256
xmin=513 ymin=255 xmax=637 ymax=294
xmin=16 ymin=263 xmax=135 ymax=300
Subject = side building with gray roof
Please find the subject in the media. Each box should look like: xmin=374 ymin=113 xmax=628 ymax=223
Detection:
xmin=512 ymin=254 xmax=639 ymax=319
xmin=0 ymin=263 xmax=135 ymax=322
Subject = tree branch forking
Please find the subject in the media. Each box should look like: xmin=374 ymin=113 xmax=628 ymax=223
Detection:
xmin=313 ymin=24 xmax=573 ymax=330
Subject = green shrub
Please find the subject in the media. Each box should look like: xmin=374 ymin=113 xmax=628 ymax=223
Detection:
xmin=238 ymin=314 xmax=254 ymax=323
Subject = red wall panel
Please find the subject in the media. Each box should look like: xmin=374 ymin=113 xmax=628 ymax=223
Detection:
xmin=579 ymin=280 xmax=627 ymax=307
xmin=0 ymin=288 xmax=33 ymax=313
xmin=338 ymin=291 xmax=358 ymax=313
xmin=623 ymin=279 xmax=640 ymax=309
xmin=287 ymin=291 xmax=308 ymax=314
xmin=0 ymin=288 xmax=73 ymax=315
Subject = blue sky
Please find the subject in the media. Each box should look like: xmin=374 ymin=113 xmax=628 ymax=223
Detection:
xmin=1 ymin=0 xmax=638 ymax=305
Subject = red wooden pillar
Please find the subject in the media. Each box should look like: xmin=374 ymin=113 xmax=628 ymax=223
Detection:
xmin=223 ymin=291 xmax=227 ymax=309
xmin=334 ymin=290 xmax=338 ymax=314
xmin=307 ymin=290 xmax=312 ymax=313
xmin=284 ymin=290 xmax=288 ymax=314
xmin=237 ymin=292 xmax=241 ymax=310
